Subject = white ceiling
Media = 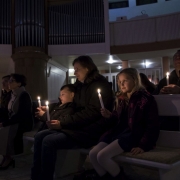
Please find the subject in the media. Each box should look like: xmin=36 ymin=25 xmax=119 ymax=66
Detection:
xmin=51 ymin=47 xmax=178 ymax=73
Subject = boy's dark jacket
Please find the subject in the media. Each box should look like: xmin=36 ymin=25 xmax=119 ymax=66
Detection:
xmin=38 ymin=102 xmax=75 ymax=131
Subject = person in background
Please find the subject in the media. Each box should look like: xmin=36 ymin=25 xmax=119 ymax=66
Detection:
xmin=88 ymin=68 xmax=159 ymax=180
xmin=153 ymin=50 xmax=180 ymax=131
xmin=35 ymin=84 xmax=76 ymax=131
xmin=154 ymin=50 xmax=180 ymax=94
xmin=0 ymin=74 xmax=33 ymax=170
xmin=31 ymin=55 xmax=114 ymax=180
xmin=0 ymin=75 xmax=11 ymax=121
xmin=139 ymin=73 xmax=156 ymax=94
xmin=155 ymin=78 xmax=159 ymax=86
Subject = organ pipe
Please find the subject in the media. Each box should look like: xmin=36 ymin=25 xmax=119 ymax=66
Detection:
xmin=48 ymin=0 xmax=105 ymax=45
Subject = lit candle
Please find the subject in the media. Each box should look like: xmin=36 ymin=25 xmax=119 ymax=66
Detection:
xmin=37 ymin=96 xmax=41 ymax=107
xmin=97 ymin=89 xmax=105 ymax=109
xmin=166 ymin=72 xmax=170 ymax=85
xmin=45 ymin=101 xmax=50 ymax=121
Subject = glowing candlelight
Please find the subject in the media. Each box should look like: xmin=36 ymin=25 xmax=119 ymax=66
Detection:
xmin=166 ymin=72 xmax=169 ymax=85
xmin=97 ymin=89 xmax=104 ymax=109
xmin=45 ymin=101 xmax=50 ymax=121
xmin=37 ymin=96 xmax=41 ymax=107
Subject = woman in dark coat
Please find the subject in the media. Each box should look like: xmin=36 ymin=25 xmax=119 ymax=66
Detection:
xmin=89 ymin=68 xmax=160 ymax=180
xmin=0 ymin=74 xmax=33 ymax=170
xmin=31 ymin=55 xmax=114 ymax=180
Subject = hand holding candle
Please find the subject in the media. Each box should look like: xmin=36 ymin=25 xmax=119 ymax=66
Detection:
xmin=37 ymin=96 xmax=41 ymax=107
xmin=45 ymin=101 xmax=50 ymax=121
xmin=166 ymin=72 xmax=169 ymax=85
xmin=97 ymin=89 xmax=104 ymax=109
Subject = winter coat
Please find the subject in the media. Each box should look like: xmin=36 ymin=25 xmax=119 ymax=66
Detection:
xmin=0 ymin=90 xmax=11 ymax=121
xmin=59 ymin=74 xmax=114 ymax=148
xmin=101 ymin=90 xmax=160 ymax=152
xmin=2 ymin=91 xmax=33 ymax=131
xmin=2 ymin=91 xmax=33 ymax=154
xmin=38 ymin=102 xmax=75 ymax=131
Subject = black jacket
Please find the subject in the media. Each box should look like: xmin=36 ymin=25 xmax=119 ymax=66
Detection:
xmin=153 ymin=70 xmax=180 ymax=94
xmin=38 ymin=102 xmax=75 ymax=131
xmin=60 ymin=75 xmax=114 ymax=148
xmin=2 ymin=92 xmax=33 ymax=132
xmin=0 ymin=90 xmax=11 ymax=121
xmin=2 ymin=91 xmax=33 ymax=154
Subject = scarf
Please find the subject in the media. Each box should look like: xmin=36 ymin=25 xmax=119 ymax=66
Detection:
xmin=8 ymin=86 xmax=26 ymax=118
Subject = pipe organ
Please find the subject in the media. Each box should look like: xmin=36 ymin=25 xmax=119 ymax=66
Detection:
xmin=14 ymin=0 xmax=45 ymax=48
xmin=48 ymin=0 xmax=105 ymax=44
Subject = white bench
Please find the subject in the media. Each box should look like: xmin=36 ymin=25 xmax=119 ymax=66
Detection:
xmin=23 ymin=95 xmax=180 ymax=179
xmin=55 ymin=95 xmax=180 ymax=180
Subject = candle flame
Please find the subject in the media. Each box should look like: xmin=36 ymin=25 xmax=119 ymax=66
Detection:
xmin=97 ymin=89 xmax=101 ymax=93
xmin=166 ymin=72 xmax=169 ymax=76
xmin=37 ymin=96 xmax=40 ymax=100
xmin=45 ymin=101 xmax=49 ymax=106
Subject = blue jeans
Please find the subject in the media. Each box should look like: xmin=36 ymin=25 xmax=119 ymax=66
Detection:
xmin=31 ymin=129 xmax=77 ymax=180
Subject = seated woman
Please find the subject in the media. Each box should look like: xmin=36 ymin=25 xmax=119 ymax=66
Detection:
xmin=31 ymin=55 xmax=114 ymax=180
xmin=0 ymin=74 xmax=33 ymax=170
xmin=36 ymin=84 xmax=76 ymax=131
xmin=88 ymin=68 xmax=160 ymax=180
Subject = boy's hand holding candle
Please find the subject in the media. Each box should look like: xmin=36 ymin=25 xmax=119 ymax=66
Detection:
xmin=46 ymin=120 xmax=61 ymax=129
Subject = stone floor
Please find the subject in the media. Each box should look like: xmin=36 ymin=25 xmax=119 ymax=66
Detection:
xmin=0 ymin=153 xmax=159 ymax=180
xmin=0 ymin=154 xmax=74 ymax=180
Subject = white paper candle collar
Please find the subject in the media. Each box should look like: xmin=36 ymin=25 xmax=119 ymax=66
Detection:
xmin=46 ymin=101 xmax=50 ymax=121
xmin=97 ymin=89 xmax=104 ymax=109
xmin=37 ymin=96 xmax=41 ymax=107
xmin=166 ymin=72 xmax=169 ymax=85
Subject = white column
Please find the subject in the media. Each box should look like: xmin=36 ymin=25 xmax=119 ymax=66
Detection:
xmin=122 ymin=60 xmax=129 ymax=69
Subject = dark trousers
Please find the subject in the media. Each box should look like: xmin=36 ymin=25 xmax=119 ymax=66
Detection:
xmin=31 ymin=129 xmax=77 ymax=180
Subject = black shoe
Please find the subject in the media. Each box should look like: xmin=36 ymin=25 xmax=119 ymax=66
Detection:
xmin=113 ymin=167 xmax=128 ymax=180
xmin=73 ymin=169 xmax=97 ymax=180
xmin=0 ymin=159 xmax=15 ymax=170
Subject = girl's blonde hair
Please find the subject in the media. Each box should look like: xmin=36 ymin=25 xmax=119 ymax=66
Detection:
xmin=116 ymin=68 xmax=144 ymax=98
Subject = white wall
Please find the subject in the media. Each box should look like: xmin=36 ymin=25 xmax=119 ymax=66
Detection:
xmin=47 ymin=60 xmax=67 ymax=100
xmin=0 ymin=45 xmax=14 ymax=90
xmin=109 ymin=0 xmax=180 ymax=21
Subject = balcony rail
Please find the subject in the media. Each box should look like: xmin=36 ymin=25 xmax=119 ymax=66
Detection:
xmin=110 ymin=12 xmax=180 ymax=46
